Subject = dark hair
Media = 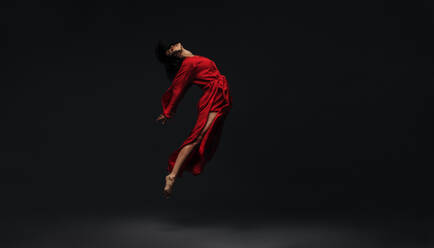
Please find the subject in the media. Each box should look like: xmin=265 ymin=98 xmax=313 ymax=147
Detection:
xmin=155 ymin=39 xmax=184 ymax=82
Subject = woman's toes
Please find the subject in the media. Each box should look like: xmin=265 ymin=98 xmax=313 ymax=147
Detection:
xmin=163 ymin=175 xmax=176 ymax=198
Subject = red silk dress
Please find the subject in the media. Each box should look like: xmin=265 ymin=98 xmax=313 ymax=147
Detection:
xmin=161 ymin=55 xmax=232 ymax=177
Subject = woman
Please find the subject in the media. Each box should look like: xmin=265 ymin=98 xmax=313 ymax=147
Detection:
xmin=155 ymin=40 xmax=233 ymax=199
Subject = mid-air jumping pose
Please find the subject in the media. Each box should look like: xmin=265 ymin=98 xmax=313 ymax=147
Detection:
xmin=155 ymin=40 xmax=232 ymax=199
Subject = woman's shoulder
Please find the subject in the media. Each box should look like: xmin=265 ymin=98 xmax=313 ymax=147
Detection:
xmin=180 ymin=56 xmax=197 ymax=67
xmin=182 ymin=55 xmax=216 ymax=71
xmin=187 ymin=55 xmax=216 ymax=65
xmin=181 ymin=55 xmax=206 ymax=66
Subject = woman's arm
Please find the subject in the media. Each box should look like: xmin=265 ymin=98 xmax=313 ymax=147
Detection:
xmin=161 ymin=59 xmax=195 ymax=119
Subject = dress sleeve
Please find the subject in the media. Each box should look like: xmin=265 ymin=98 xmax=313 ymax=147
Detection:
xmin=161 ymin=59 xmax=195 ymax=119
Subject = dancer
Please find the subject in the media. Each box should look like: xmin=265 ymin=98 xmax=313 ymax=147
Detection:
xmin=155 ymin=40 xmax=232 ymax=199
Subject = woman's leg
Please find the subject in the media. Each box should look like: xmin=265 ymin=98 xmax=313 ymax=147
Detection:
xmin=164 ymin=112 xmax=218 ymax=195
xmin=170 ymin=111 xmax=218 ymax=177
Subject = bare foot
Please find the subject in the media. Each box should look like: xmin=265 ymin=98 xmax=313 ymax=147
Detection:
xmin=163 ymin=174 xmax=176 ymax=199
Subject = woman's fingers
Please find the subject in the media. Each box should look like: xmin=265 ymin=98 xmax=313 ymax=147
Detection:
xmin=156 ymin=114 xmax=168 ymax=125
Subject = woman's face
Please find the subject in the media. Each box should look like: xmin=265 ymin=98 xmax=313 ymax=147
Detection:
xmin=165 ymin=42 xmax=183 ymax=57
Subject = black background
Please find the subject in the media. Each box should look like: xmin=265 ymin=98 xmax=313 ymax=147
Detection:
xmin=1 ymin=0 xmax=434 ymax=246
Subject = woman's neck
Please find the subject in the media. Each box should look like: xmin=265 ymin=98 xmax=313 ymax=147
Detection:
xmin=180 ymin=48 xmax=194 ymax=58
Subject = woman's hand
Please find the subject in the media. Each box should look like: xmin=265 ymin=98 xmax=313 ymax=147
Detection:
xmin=155 ymin=113 xmax=169 ymax=125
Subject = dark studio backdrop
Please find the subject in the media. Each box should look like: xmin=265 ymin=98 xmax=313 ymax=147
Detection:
xmin=1 ymin=0 xmax=434 ymax=244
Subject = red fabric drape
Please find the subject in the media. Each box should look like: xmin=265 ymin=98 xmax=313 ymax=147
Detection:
xmin=161 ymin=55 xmax=232 ymax=177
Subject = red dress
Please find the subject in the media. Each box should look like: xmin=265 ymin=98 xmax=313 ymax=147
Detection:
xmin=161 ymin=55 xmax=232 ymax=177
